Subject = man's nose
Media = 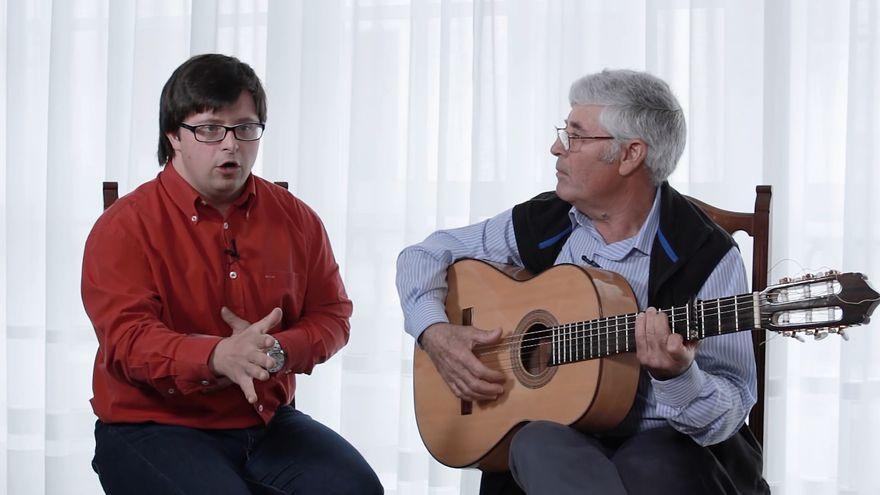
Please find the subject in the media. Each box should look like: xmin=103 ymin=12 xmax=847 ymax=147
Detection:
xmin=550 ymin=136 xmax=565 ymax=157
xmin=220 ymin=128 xmax=239 ymax=151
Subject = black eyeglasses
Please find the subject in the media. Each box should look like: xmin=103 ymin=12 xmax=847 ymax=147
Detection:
xmin=179 ymin=122 xmax=265 ymax=143
xmin=554 ymin=125 xmax=614 ymax=152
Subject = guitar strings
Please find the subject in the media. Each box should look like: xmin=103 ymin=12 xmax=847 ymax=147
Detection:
xmin=473 ymin=293 xmax=760 ymax=355
xmin=474 ymin=285 xmax=856 ymax=356
xmin=474 ymin=316 xmax=776 ymax=373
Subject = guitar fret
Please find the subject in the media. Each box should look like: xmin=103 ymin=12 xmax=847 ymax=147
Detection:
xmin=700 ymin=301 xmax=705 ymax=339
xmin=734 ymin=296 xmax=739 ymax=332
xmin=670 ymin=306 xmax=675 ymax=337
xmin=717 ymin=298 xmax=722 ymax=335
xmin=686 ymin=303 xmax=691 ymax=339
xmin=615 ymin=316 xmax=619 ymax=354
xmin=752 ymin=293 xmax=762 ymax=329
xmin=605 ymin=318 xmax=611 ymax=356
xmin=592 ymin=321 xmax=596 ymax=358
xmin=564 ymin=323 xmax=569 ymax=363
xmin=577 ymin=322 xmax=582 ymax=361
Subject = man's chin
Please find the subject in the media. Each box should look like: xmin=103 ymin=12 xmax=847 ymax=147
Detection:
xmin=555 ymin=182 xmax=571 ymax=202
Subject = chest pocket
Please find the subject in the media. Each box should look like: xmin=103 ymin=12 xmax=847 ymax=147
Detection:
xmin=262 ymin=271 xmax=305 ymax=324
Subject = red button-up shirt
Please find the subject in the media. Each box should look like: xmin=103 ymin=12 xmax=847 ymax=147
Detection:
xmin=82 ymin=164 xmax=352 ymax=428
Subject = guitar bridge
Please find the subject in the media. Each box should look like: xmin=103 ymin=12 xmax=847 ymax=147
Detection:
xmin=461 ymin=307 xmax=473 ymax=415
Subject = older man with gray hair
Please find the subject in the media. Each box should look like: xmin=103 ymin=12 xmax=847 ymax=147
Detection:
xmin=396 ymin=69 xmax=769 ymax=494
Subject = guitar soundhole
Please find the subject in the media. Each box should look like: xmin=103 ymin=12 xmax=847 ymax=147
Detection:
xmin=512 ymin=309 xmax=558 ymax=389
xmin=520 ymin=324 xmax=552 ymax=375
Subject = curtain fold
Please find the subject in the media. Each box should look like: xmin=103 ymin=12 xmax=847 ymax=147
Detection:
xmin=2 ymin=1 xmax=878 ymax=493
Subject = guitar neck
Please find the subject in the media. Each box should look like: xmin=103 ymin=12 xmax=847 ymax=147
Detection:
xmin=548 ymin=293 xmax=759 ymax=366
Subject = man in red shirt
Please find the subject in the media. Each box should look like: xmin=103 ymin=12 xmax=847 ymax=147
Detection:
xmin=83 ymin=54 xmax=382 ymax=494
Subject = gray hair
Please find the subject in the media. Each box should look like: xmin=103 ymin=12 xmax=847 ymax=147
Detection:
xmin=569 ymin=69 xmax=686 ymax=184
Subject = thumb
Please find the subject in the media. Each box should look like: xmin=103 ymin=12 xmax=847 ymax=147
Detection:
xmin=221 ymin=306 xmax=250 ymax=334
xmin=473 ymin=327 xmax=503 ymax=344
xmin=253 ymin=307 xmax=283 ymax=334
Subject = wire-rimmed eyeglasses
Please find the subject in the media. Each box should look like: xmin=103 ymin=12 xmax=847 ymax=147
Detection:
xmin=554 ymin=125 xmax=614 ymax=152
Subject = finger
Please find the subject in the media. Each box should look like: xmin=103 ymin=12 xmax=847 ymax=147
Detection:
xmin=249 ymin=351 xmax=276 ymax=371
xmin=236 ymin=376 xmax=258 ymax=403
xmin=446 ymin=379 xmax=463 ymax=399
xmin=472 ymin=327 xmax=503 ymax=345
xmin=245 ymin=362 xmax=270 ymax=381
xmin=654 ymin=310 xmax=671 ymax=335
xmin=456 ymin=373 xmax=496 ymax=401
xmin=466 ymin=355 xmax=506 ymax=386
xmin=644 ymin=307 xmax=660 ymax=354
xmin=666 ymin=332 xmax=686 ymax=355
xmin=458 ymin=361 xmax=504 ymax=397
xmin=252 ymin=307 xmax=283 ymax=334
xmin=634 ymin=312 xmax=648 ymax=357
xmin=220 ymin=306 xmax=251 ymax=333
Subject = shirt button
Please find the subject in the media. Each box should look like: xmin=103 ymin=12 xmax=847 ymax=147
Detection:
xmin=223 ymin=222 xmax=229 ymax=230
xmin=168 ymin=388 xmax=175 ymax=395
xmin=200 ymin=380 xmax=210 ymax=386
xmin=229 ymin=271 xmax=238 ymax=279
xmin=258 ymin=404 xmax=264 ymax=412
xmin=191 ymin=215 xmax=198 ymax=223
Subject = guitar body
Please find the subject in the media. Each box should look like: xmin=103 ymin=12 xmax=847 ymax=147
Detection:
xmin=413 ymin=259 xmax=642 ymax=471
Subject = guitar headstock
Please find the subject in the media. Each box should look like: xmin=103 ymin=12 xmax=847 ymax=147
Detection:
xmin=759 ymin=271 xmax=879 ymax=341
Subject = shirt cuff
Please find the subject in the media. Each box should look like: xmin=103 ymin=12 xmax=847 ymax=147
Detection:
xmin=650 ymin=360 xmax=707 ymax=409
xmin=171 ymin=334 xmax=223 ymax=393
xmin=276 ymin=328 xmax=314 ymax=374
xmin=405 ymin=300 xmax=450 ymax=342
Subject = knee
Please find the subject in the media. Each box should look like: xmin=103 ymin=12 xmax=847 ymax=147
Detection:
xmin=334 ymin=466 xmax=383 ymax=495
xmin=303 ymin=461 xmax=383 ymax=495
xmin=509 ymin=421 xmax=570 ymax=466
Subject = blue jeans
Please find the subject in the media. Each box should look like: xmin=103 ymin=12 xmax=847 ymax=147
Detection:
xmin=92 ymin=406 xmax=383 ymax=495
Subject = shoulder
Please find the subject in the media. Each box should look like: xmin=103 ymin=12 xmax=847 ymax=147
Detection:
xmin=85 ymin=179 xmax=163 ymax=260
xmin=90 ymin=178 xmax=160 ymax=238
xmin=254 ymin=177 xmax=325 ymax=230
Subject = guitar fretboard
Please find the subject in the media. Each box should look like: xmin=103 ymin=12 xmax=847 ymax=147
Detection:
xmin=549 ymin=293 xmax=758 ymax=366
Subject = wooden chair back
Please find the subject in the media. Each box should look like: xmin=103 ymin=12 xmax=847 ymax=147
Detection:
xmin=686 ymin=185 xmax=772 ymax=446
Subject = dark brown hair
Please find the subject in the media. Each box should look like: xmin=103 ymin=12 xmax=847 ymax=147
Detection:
xmin=157 ymin=54 xmax=267 ymax=165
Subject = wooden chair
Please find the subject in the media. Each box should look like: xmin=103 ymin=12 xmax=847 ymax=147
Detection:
xmin=686 ymin=186 xmax=772 ymax=447
xmin=102 ymin=180 xmax=289 ymax=210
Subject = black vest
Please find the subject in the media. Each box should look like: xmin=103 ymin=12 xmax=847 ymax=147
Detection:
xmin=480 ymin=183 xmax=769 ymax=495
xmin=510 ymin=181 xmax=735 ymax=309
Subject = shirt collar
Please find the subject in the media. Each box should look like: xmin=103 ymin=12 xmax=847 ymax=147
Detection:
xmin=159 ymin=161 xmax=257 ymax=219
xmin=567 ymin=186 xmax=662 ymax=258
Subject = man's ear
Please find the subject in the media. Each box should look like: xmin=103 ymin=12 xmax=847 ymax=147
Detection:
xmin=166 ymin=130 xmax=182 ymax=155
xmin=618 ymin=139 xmax=647 ymax=177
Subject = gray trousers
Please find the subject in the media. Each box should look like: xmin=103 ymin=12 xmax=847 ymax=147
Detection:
xmin=507 ymin=421 xmax=739 ymax=495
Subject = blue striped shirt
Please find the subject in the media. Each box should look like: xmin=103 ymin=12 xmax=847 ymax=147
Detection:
xmin=396 ymin=188 xmax=757 ymax=446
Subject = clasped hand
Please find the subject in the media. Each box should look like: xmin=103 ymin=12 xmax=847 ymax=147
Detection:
xmin=208 ymin=306 xmax=282 ymax=403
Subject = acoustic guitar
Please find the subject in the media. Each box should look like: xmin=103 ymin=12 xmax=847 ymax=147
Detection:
xmin=413 ymin=259 xmax=879 ymax=471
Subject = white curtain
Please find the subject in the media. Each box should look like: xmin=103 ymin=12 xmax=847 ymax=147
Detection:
xmin=2 ymin=1 xmax=878 ymax=494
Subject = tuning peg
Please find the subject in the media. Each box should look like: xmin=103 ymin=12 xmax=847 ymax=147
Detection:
xmin=837 ymin=328 xmax=850 ymax=341
xmin=824 ymin=270 xmax=839 ymax=277
xmin=803 ymin=273 xmax=814 ymax=280
xmin=793 ymin=334 xmax=805 ymax=343
xmin=814 ymin=328 xmax=829 ymax=340
xmin=779 ymin=277 xmax=792 ymax=284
